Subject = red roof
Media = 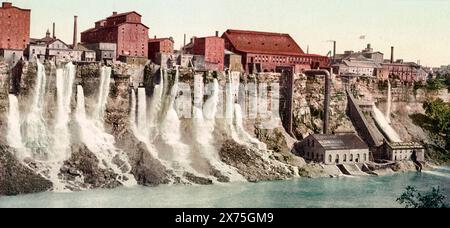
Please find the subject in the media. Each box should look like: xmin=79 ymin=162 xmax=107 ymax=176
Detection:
xmin=222 ymin=29 xmax=305 ymax=56
xmin=107 ymin=11 xmax=141 ymax=19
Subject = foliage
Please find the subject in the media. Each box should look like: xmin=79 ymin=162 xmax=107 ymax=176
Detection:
xmin=427 ymin=73 xmax=450 ymax=91
xmin=397 ymin=186 xmax=448 ymax=208
xmin=423 ymin=99 xmax=450 ymax=134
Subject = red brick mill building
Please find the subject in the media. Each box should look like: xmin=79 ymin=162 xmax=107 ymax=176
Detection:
xmin=148 ymin=37 xmax=174 ymax=63
xmin=81 ymin=11 xmax=149 ymax=61
xmin=222 ymin=29 xmax=329 ymax=74
xmin=0 ymin=2 xmax=30 ymax=65
xmin=184 ymin=34 xmax=225 ymax=71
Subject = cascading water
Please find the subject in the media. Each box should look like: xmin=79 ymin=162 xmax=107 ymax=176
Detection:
xmin=224 ymin=72 xmax=266 ymax=149
xmin=192 ymin=75 xmax=244 ymax=181
xmin=52 ymin=62 xmax=75 ymax=161
xmin=159 ymin=68 xmax=192 ymax=169
xmin=373 ymin=104 xmax=402 ymax=143
xmin=386 ymin=79 xmax=392 ymax=124
xmin=75 ymin=67 xmax=136 ymax=187
xmin=7 ymin=94 xmax=27 ymax=159
xmin=22 ymin=60 xmax=49 ymax=158
xmin=93 ymin=67 xmax=111 ymax=124
xmin=136 ymin=87 xmax=148 ymax=138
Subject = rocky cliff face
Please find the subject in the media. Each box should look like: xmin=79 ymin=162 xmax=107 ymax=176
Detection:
xmin=0 ymin=59 xmax=446 ymax=196
xmin=0 ymin=145 xmax=52 ymax=195
xmin=292 ymin=74 xmax=355 ymax=139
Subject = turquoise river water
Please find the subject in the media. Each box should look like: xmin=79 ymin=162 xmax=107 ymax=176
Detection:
xmin=0 ymin=167 xmax=449 ymax=208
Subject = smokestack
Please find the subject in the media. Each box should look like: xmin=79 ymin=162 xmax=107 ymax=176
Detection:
xmin=307 ymin=45 xmax=309 ymax=54
xmin=183 ymin=34 xmax=186 ymax=53
xmin=52 ymin=22 xmax=56 ymax=39
xmin=324 ymin=72 xmax=331 ymax=134
xmin=333 ymin=41 xmax=336 ymax=61
xmin=154 ymin=35 xmax=156 ymax=39
xmin=73 ymin=16 xmax=78 ymax=49
xmin=215 ymin=31 xmax=219 ymax=37
xmin=390 ymin=46 xmax=394 ymax=64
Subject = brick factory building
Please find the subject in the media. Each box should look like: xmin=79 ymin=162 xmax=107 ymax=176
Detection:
xmin=148 ymin=37 xmax=174 ymax=63
xmin=81 ymin=11 xmax=149 ymax=62
xmin=184 ymin=34 xmax=225 ymax=71
xmin=0 ymin=2 xmax=30 ymax=65
xmin=222 ymin=29 xmax=329 ymax=74
xmin=382 ymin=60 xmax=427 ymax=83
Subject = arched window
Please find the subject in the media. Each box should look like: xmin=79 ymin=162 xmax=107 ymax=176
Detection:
xmin=329 ymin=155 xmax=332 ymax=163
xmin=364 ymin=154 xmax=367 ymax=162
xmin=356 ymin=154 xmax=360 ymax=163
xmin=335 ymin=155 xmax=340 ymax=164
xmin=350 ymin=154 xmax=354 ymax=162
xmin=343 ymin=154 xmax=347 ymax=162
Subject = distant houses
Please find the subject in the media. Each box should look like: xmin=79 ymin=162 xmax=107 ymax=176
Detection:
xmin=332 ymin=44 xmax=428 ymax=83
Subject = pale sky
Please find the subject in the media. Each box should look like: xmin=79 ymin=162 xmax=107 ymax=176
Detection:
xmin=8 ymin=0 xmax=450 ymax=67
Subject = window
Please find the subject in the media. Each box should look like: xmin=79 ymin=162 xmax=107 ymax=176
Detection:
xmin=336 ymin=155 xmax=340 ymax=164
xmin=329 ymin=155 xmax=332 ymax=163
xmin=364 ymin=154 xmax=367 ymax=162
xmin=343 ymin=154 xmax=347 ymax=162
xmin=350 ymin=154 xmax=353 ymax=162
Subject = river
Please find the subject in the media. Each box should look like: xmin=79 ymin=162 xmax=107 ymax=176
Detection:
xmin=0 ymin=167 xmax=449 ymax=208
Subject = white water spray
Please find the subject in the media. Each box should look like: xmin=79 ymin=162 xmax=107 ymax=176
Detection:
xmin=159 ymin=68 xmax=191 ymax=168
xmin=373 ymin=104 xmax=402 ymax=143
xmin=22 ymin=60 xmax=49 ymax=157
xmin=75 ymin=68 xmax=136 ymax=187
xmin=7 ymin=94 xmax=27 ymax=159
xmin=53 ymin=62 xmax=75 ymax=161
xmin=386 ymin=79 xmax=392 ymax=124
xmin=193 ymin=75 xmax=244 ymax=181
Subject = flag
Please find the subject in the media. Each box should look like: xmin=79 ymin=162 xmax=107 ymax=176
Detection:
xmin=359 ymin=35 xmax=366 ymax=40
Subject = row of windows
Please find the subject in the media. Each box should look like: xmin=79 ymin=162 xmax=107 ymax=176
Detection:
xmin=252 ymin=55 xmax=319 ymax=65
xmin=328 ymin=153 xmax=368 ymax=163
xmin=304 ymin=152 xmax=369 ymax=163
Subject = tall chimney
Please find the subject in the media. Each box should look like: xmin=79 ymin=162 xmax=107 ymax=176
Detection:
xmin=73 ymin=16 xmax=78 ymax=49
xmin=390 ymin=46 xmax=394 ymax=63
xmin=324 ymin=72 xmax=331 ymax=134
xmin=183 ymin=34 xmax=186 ymax=50
xmin=333 ymin=41 xmax=336 ymax=61
xmin=52 ymin=22 xmax=56 ymax=39
xmin=307 ymin=45 xmax=309 ymax=54
xmin=215 ymin=31 xmax=219 ymax=37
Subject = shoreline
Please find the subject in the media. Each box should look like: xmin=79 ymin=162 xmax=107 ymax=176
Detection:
xmin=1 ymin=165 xmax=448 ymax=208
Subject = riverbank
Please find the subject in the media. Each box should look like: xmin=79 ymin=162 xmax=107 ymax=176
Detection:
xmin=1 ymin=166 xmax=448 ymax=208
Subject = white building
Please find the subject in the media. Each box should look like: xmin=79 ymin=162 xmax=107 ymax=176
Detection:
xmin=294 ymin=134 xmax=370 ymax=165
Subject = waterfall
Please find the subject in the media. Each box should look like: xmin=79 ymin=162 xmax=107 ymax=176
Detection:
xmin=52 ymin=62 xmax=75 ymax=161
xmin=75 ymin=71 xmax=137 ymax=186
xmin=373 ymin=104 xmax=402 ymax=143
xmin=386 ymin=79 xmax=392 ymax=124
xmin=136 ymin=87 xmax=148 ymax=138
xmin=159 ymin=68 xmax=192 ymax=168
xmin=22 ymin=60 xmax=49 ymax=158
xmin=93 ymin=66 xmax=111 ymax=124
xmin=7 ymin=94 xmax=27 ymax=159
xmin=148 ymin=69 xmax=164 ymax=140
xmin=193 ymin=76 xmax=244 ymax=181
xmin=130 ymin=88 xmax=137 ymax=131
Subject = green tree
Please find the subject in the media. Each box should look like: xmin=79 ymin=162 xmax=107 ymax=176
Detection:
xmin=397 ymin=186 xmax=448 ymax=208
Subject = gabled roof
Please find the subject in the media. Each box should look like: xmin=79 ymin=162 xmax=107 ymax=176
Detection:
xmin=47 ymin=39 xmax=70 ymax=48
xmin=342 ymin=59 xmax=381 ymax=68
xmin=222 ymin=29 xmax=305 ymax=56
xmin=309 ymin=134 xmax=369 ymax=151
xmin=148 ymin=37 xmax=174 ymax=43
xmin=107 ymin=11 xmax=141 ymax=19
